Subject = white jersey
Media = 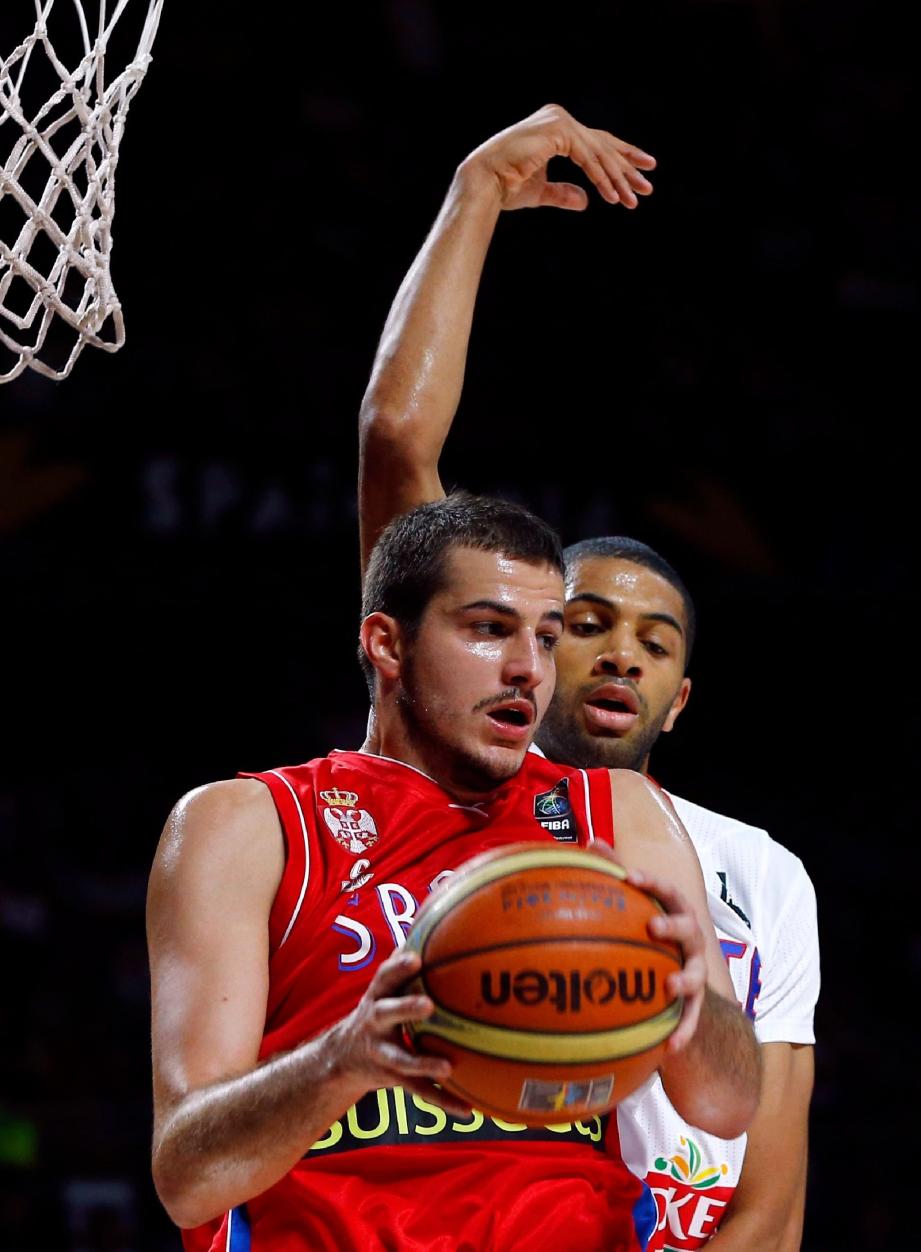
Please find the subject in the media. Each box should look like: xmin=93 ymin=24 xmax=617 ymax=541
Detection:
xmin=616 ymin=791 xmax=820 ymax=1249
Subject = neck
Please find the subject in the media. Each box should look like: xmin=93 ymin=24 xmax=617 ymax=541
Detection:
xmin=374 ymin=698 xmax=509 ymax=806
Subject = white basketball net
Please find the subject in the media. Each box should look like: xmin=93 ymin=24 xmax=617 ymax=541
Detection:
xmin=0 ymin=1 xmax=164 ymax=381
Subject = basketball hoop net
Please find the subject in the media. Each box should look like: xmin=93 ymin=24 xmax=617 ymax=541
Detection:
xmin=1 ymin=1 xmax=164 ymax=381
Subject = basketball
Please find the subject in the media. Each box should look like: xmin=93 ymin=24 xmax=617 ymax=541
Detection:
xmin=404 ymin=843 xmax=683 ymax=1125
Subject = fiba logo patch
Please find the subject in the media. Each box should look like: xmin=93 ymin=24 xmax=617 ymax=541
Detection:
xmin=321 ymin=790 xmax=380 ymax=854
xmin=533 ymin=778 xmax=579 ymax=843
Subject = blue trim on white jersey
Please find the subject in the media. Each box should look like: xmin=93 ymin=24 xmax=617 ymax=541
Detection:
xmin=633 ymin=1180 xmax=658 ymax=1249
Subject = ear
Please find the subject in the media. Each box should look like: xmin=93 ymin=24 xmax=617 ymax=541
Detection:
xmin=661 ymin=676 xmax=692 ymax=733
xmin=359 ymin=612 xmax=404 ymax=684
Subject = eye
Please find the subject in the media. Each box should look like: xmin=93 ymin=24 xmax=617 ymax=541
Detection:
xmin=643 ymin=640 xmax=669 ymax=657
xmin=472 ymin=620 xmax=508 ymax=637
xmin=539 ymin=632 xmax=561 ymax=652
xmin=567 ymin=620 xmax=604 ymax=637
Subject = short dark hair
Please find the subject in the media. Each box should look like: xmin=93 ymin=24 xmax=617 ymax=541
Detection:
xmin=360 ymin=491 xmax=564 ymax=693
xmin=563 ymin=535 xmax=697 ymax=667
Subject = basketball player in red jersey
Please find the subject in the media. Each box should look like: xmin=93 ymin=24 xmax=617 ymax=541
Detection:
xmin=358 ymin=105 xmax=817 ymax=1249
xmin=147 ymin=491 xmax=759 ymax=1249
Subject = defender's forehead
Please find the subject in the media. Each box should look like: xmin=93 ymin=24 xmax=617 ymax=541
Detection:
xmin=565 ymin=556 xmax=686 ymax=629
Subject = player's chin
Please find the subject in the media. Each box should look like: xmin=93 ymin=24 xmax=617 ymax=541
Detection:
xmin=479 ymin=739 xmax=530 ymax=780
xmin=584 ymin=726 xmax=648 ymax=770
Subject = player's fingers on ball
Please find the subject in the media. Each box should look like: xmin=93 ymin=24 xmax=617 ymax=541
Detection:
xmin=634 ymin=872 xmax=689 ymax=918
xmin=590 ymin=843 xmax=626 ymax=869
xmin=626 ymin=866 xmax=675 ymax=900
xmin=400 ymin=1078 xmax=472 ymax=1119
xmin=666 ymin=953 xmax=706 ymax=998
xmin=376 ymin=1040 xmax=452 ymax=1081
xmin=647 ymin=908 xmax=697 ymax=946
xmin=369 ymin=948 xmax=421 ymax=995
xmin=371 ymin=993 xmax=434 ymax=1029
xmin=667 ymin=997 xmax=702 ymax=1053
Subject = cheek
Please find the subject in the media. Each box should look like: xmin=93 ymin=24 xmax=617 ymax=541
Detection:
xmin=554 ymin=640 xmax=587 ymax=686
xmin=650 ymin=675 xmax=686 ymax=722
xmin=464 ymin=639 xmax=505 ymax=661
xmin=426 ymin=641 xmax=498 ymax=704
xmin=536 ymin=671 xmax=557 ymax=718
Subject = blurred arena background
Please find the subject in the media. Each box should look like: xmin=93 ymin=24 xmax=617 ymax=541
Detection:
xmin=1 ymin=1 xmax=915 ymax=1247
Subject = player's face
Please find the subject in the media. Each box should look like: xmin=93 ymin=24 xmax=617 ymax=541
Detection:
xmin=397 ymin=547 xmax=564 ymax=795
xmin=537 ymin=557 xmax=691 ymax=772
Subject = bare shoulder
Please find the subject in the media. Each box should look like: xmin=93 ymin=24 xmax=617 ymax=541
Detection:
xmin=609 ymin=768 xmax=677 ymax=819
xmin=607 ymin=768 xmax=659 ymax=802
xmin=608 ymin=768 xmax=693 ymax=852
xmin=149 ymin=778 xmax=284 ymax=914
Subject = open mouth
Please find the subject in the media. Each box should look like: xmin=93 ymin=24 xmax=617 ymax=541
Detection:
xmin=587 ymin=696 xmax=635 ymax=715
xmin=484 ymin=699 xmax=535 ymax=740
xmin=583 ymin=684 xmax=640 ymax=734
xmin=489 ymin=707 xmax=530 ymax=727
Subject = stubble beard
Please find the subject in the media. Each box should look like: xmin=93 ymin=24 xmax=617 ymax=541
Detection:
xmin=395 ymin=660 xmax=521 ymax=795
xmin=536 ymin=693 xmax=673 ymax=773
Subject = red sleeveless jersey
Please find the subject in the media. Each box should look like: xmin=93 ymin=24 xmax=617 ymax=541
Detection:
xmin=183 ymin=750 xmax=657 ymax=1251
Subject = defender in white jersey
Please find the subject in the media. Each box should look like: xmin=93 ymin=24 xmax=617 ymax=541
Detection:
xmin=618 ymin=795 xmax=819 ymax=1248
xmin=357 ymin=105 xmax=820 ymax=1248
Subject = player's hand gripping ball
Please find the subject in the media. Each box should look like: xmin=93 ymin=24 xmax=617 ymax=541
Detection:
xmin=403 ymin=843 xmax=683 ymax=1125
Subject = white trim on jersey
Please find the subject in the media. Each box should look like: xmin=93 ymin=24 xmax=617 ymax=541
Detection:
xmin=578 ymin=768 xmax=597 ymax=844
xmin=268 ymin=769 xmax=311 ymax=949
xmin=354 ymin=750 xmax=445 ymax=789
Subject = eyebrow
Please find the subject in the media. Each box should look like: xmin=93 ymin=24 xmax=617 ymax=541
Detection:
xmin=460 ymin=599 xmax=565 ymax=626
xmin=566 ymin=592 xmax=684 ymax=637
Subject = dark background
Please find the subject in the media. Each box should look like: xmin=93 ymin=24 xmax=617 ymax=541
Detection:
xmin=1 ymin=1 xmax=916 ymax=1247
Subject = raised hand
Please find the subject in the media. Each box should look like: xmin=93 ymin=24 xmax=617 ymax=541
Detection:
xmin=459 ymin=102 xmax=656 ymax=212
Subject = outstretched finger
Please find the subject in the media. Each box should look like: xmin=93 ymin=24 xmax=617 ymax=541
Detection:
xmin=597 ymin=135 xmax=655 ymax=197
xmin=569 ymin=138 xmax=620 ymax=204
xmin=620 ymin=161 xmax=655 ymax=195
xmin=614 ymin=141 xmax=657 ymax=171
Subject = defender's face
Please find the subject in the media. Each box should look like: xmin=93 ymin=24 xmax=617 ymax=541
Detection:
xmin=398 ymin=547 xmax=564 ymax=793
xmin=537 ymin=556 xmax=691 ymax=772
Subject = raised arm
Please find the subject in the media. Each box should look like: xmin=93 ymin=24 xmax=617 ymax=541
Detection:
xmin=358 ymin=103 xmax=656 ymax=571
xmin=608 ymin=770 xmax=761 ymax=1139
xmin=147 ymin=780 xmax=463 ymax=1227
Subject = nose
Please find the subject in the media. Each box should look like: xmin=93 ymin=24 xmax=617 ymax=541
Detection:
xmin=593 ymin=630 xmax=643 ymax=680
xmin=502 ymin=631 xmax=547 ymax=692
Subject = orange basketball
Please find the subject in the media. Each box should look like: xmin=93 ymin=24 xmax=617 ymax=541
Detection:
xmin=404 ymin=842 xmax=683 ymax=1126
